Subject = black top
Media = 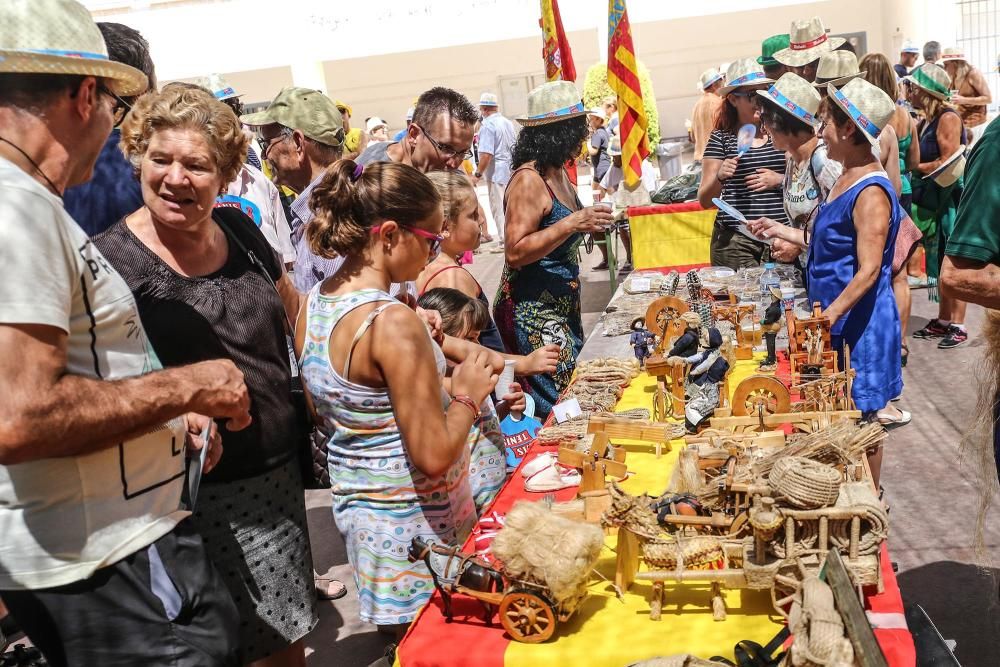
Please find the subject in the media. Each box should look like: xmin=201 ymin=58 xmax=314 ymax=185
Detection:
xmin=94 ymin=208 xmax=299 ymax=483
xmin=703 ymin=130 xmax=789 ymax=228
xmin=669 ymin=330 xmax=700 ymax=358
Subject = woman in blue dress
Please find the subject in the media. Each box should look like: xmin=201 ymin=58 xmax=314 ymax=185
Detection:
xmin=494 ymin=81 xmax=613 ymax=417
xmin=752 ymin=78 xmax=908 ymax=486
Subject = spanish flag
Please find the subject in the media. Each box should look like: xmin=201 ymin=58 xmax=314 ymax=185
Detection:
xmin=607 ymin=0 xmax=650 ymax=189
xmin=540 ymin=0 xmax=576 ymax=82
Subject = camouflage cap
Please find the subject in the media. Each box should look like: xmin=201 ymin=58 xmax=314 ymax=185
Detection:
xmin=241 ymin=87 xmax=344 ymax=147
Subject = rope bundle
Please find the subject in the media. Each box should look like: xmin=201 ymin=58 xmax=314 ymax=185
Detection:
xmin=768 ymin=457 xmax=842 ymax=509
xmin=830 ymin=482 xmax=889 ymax=556
xmin=788 ymin=576 xmax=856 ymax=666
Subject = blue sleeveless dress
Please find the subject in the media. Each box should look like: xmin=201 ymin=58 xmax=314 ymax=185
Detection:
xmin=493 ymin=167 xmax=583 ymax=417
xmin=807 ymin=173 xmax=903 ymax=413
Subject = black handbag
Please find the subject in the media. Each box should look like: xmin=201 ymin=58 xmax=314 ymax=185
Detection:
xmin=214 ymin=213 xmax=330 ymax=490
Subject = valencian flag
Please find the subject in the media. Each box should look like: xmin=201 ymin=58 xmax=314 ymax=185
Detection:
xmin=607 ymin=0 xmax=650 ymax=189
xmin=540 ymin=0 xmax=576 ymax=82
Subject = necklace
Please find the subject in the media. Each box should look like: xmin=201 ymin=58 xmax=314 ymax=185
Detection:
xmin=0 ymin=136 xmax=62 ymax=198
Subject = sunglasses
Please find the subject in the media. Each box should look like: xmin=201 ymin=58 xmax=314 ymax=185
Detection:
xmin=370 ymin=223 xmax=443 ymax=258
xmin=412 ymin=123 xmax=473 ymax=161
xmin=98 ymin=84 xmax=132 ymax=126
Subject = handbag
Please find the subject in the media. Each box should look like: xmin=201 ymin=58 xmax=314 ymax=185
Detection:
xmin=214 ymin=212 xmax=331 ymax=489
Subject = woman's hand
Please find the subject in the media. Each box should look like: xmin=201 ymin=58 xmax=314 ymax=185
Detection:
xmin=746 ymin=217 xmax=783 ymax=241
xmin=771 ymin=238 xmax=801 ymax=262
xmin=745 ymin=168 xmax=782 ymax=192
xmin=416 ymin=307 xmax=444 ymax=345
xmin=563 ymin=205 xmax=614 ymax=234
xmin=717 ymin=156 xmax=740 ymax=183
xmin=500 ymin=381 xmax=527 ymax=416
xmin=450 ymin=349 xmax=498 ymax=406
xmin=820 ymin=307 xmax=841 ymax=329
xmin=184 ymin=413 xmax=222 ymax=474
xmin=522 ymin=344 xmax=560 ymax=375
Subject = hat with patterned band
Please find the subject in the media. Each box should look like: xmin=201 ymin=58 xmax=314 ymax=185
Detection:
xmin=515 ymin=81 xmax=588 ymax=127
xmin=774 ymin=17 xmax=846 ymax=67
xmin=758 ymin=34 xmax=791 ymax=67
xmin=900 ymin=40 xmax=921 ymax=55
xmin=0 ymin=0 xmax=148 ymax=97
xmin=904 ymin=63 xmax=953 ymax=101
xmin=812 ymin=51 xmax=866 ymax=89
xmin=756 ymin=73 xmax=822 ymax=128
xmin=828 ymin=78 xmax=896 ymax=146
xmin=479 ymin=92 xmax=499 ymax=107
xmin=197 ymin=73 xmax=241 ymax=101
xmin=698 ymin=68 xmax=725 ymax=90
xmin=940 ymin=47 xmax=968 ymax=63
xmin=718 ymin=58 xmax=774 ymax=96
xmin=927 ymin=146 xmax=967 ymax=188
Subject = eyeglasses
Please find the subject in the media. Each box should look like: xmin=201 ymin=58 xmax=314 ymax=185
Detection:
xmin=413 ymin=123 xmax=473 ymax=161
xmin=257 ymin=128 xmax=293 ymax=160
xmin=370 ymin=223 xmax=443 ymax=258
xmin=98 ymin=84 xmax=131 ymax=126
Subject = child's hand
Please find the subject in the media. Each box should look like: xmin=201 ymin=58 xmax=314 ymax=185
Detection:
xmin=501 ymin=382 xmax=527 ymax=417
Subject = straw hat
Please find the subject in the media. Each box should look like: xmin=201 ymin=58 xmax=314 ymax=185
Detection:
xmin=940 ymin=47 xmax=968 ymax=64
xmin=515 ymin=81 xmax=587 ymax=127
xmin=756 ymin=73 xmax=822 ymax=127
xmin=900 ymin=40 xmax=921 ymax=55
xmin=904 ymin=62 xmax=953 ymax=100
xmin=718 ymin=58 xmax=774 ymax=96
xmin=758 ymin=34 xmax=791 ymax=68
xmin=773 ymin=17 xmax=846 ymax=67
xmin=812 ymin=51 xmax=866 ymax=89
xmin=479 ymin=92 xmax=499 ymax=107
xmin=699 ymin=68 xmax=725 ymax=90
xmin=607 ymin=135 xmax=622 ymax=157
xmin=927 ymin=146 xmax=967 ymax=187
xmin=0 ymin=0 xmax=148 ymax=97
xmin=828 ymin=78 xmax=896 ymax=145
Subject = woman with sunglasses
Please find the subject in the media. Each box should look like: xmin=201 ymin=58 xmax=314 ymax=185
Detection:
xmin=697 ymin=58 xmax=789 ymax=270
xmin=297 ymin=159 xmax=497 ymax=636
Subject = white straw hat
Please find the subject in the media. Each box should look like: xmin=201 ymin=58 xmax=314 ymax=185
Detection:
xmin=756 ymin=73 xmax=822 ymax=127
xmin=927 ymin=146 xmax=967 ymax=187
xmin=203 ymin=73 xmax=241 ymax=101
xmin=366 ymin=116 xmax=387 ymax=133
xmin=718 ymin=58 xmax=774 ymax=96
xmin=901 ymin=40 xmax=921 ymax=55
xmin=940 ymin=47 xmax=968 ymax=64
xmin=828 ymin=78 xmax=896 ymax=145
xmin=699 ymin=68 xmax=724 ymax=90
xmin=904 ymin=62 xmax=953 ymax=101
xmin=773 ymin=17 xmax=846 ymax=67
xmin=0 ymin=0 xmax=148 ymax=97
xmin=516 ymin=81 xmax=587 ymax=127
xmin=479 ymin=92 xmax=499 ymax=107
xmin=812 ymin=51 xmax=866 ymax=89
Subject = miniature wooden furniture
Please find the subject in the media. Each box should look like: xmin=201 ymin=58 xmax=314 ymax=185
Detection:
xmin=586 ymin=413 xmax=679 ymax=458
xmin=645 ymin=354 xmax=686 ymax=421
xmin=787 ymin=302 xmax=838 ymax=381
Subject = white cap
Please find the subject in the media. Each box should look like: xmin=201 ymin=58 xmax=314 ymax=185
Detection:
xmin=405 ymin=106 xmax=415 ymax=122
xmin=901 ymin=40 xmax=920 ymax=54
xmin=479 ymin=92 xmax=499 ymax=107
xmin=366 ymin=117 xmax=387 ymax=133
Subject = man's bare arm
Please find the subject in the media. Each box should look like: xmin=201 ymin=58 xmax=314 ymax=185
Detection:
xmin=941 ymin=255 xmax=1000 ymax=310
xmin=0 ymin=323 xmax=251 ymax=465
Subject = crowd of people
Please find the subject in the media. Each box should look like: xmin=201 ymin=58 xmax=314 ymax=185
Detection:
xmin=1 ymin=1 xmax=999 ymax=666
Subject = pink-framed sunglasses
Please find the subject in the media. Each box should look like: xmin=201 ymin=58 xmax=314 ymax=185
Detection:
xmin=370 ymin=223 xmax=443 ymax=258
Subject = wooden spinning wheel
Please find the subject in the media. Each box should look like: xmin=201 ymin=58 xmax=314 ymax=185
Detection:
xmin=731 ymin=376 xmax=791 ymax=417
xmin=644 ymin=296 xmax=689 ymax=335
xmin=499 ymin=589 xmax=557 ymax=643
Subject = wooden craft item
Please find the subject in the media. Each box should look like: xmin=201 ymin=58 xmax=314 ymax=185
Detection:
xmin=730 ymin=375 xmax=792 ymax=418
xmin=820 ymin=549 xmax=890 ymax=667
xmin=644 ymin=296 xmax=689 ymax=355
xmin=587 ymin=414 xmax=681 ymax=458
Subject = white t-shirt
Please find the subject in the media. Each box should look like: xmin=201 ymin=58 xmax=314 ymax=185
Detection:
xmin=477 ymin=113 xmax=517 ymax=186
xmin=221 ymin=164 xmax=296 ymax=264
xmin=599 ymin=160 xmax=658 ymax=194
xmin=0 ymin=156 xmax=188 ymax=590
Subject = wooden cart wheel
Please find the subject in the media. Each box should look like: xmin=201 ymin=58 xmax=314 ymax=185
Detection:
xmin=653 ymin=381 xmax=669 ymax=422
xmin=499 ymin=589 xmax=558 ymax=643
xmin=770 ymin=565 xmax=806 ymax=619
xmin=644 ymin=296 xmax=689 ymax=336
xmin=731 ymin=376 xmax=791 ymax=417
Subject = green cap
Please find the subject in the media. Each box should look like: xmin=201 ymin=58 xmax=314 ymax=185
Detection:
xmin=241 ymin=87 xmax=345 ymax=147
xmin=758 ymin=34 xmax=791 ymax=67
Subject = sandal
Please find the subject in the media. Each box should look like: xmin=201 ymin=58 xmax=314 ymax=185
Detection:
xmin=315 ymin=578 xmax=348 ymax=601
xmin=877 ymin=408 xmax=911 ymax=428
xmin=593 ymin=260 xmax=610 ymax=271
xmin=901 ymin=342 xmax=909 ymax=368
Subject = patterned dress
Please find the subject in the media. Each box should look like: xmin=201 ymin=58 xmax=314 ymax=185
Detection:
xmin=493 ymin=168 xmax=584 ymax=417
xmin=807 ymin=173 xmax=903 ymax=414
xmin=467 ymin=401 xmax=506 ymax=513
xmin=299 ymin=287 xmax=476 ymax=625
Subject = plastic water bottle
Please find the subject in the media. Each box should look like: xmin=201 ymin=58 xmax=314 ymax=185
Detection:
xmin=759 ymin=262 xmax=780 ymax=312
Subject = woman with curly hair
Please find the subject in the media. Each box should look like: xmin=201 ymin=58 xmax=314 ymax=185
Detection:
xmin=493 ymin=81 xmax=613 ymax=416
xmin=93 ymin=85 xmax=314 ymax=666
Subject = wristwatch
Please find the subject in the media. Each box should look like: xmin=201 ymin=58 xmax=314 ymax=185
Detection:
xmin=474 ymin=171 xmax=482 ymax=178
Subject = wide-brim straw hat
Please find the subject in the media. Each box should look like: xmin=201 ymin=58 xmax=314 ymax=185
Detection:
xmin=940 ymin=47 xmax=968 ymax=64
xmin=516 ymin=81 xmax=587 ymax=127
xmin=828 ymin=78 xmax=896 ymax=146
xmin=699 ymin=67 xmax=725 ymax=90
xmin=0 ymin=0 xmax=148 ymax=97
xmin=774 ymin=17 xmax=846 ymax=67
xmin=756 ymin=73 xmax=822 ymax=127
xmin=928 ymin=146 xmax=967 ymax=187
xmin=198 ymin=73 xmax=241 ymax=101
xmin=904 ymin=63 xmax=953 ymax=101
xmin=718 ymin=58 xmax=774 ymax=96
xmin=812 ymin=51 xmax=866 ymax=89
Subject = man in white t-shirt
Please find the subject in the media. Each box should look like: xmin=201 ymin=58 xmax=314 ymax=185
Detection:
xmin=219 ymin=162 xmax=297 ymax=266
xmin=475 ymin=92 xmax=518 ymax=245
xmin=0 ymin=2 xmax=251 ymax=663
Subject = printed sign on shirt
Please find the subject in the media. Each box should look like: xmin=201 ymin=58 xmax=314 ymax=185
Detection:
xmin=215 ymin=195 xmax=262 ymax=226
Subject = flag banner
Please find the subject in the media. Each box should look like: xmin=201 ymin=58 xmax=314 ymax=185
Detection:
xmin=607 ymin=0 xmax=650 ymax=188
xmin=540 ymin=0 xmax=576 ymax=82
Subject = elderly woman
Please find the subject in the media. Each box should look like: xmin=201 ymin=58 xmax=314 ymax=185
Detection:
xmin=906 ymin=63 xmax=968 ymax=350
xmin=494 ymin=81 xmax=613 ymax=416
xmin=697 ymin=58 xmax=787 ymax=270
xmin=94 ymin=86 xmax=314 ymax=667
xmin=941 ymin=48 xmax=992 ymax=145
xmin=752 ymin=79 xmax=907 ymax=478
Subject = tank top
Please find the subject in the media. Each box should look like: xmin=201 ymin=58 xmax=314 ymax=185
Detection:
xmin=897 ymin=128 xmax=913 ymax=196
xmin=918 ymin=109 xmax=966 ymax=164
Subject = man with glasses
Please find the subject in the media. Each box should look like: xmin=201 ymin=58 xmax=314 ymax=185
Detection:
xmin=63 ymin=22 xmax=155 ymax=237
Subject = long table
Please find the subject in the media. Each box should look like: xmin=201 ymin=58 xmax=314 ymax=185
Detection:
xmin=395 ymin=356 xmax=916 ymax=666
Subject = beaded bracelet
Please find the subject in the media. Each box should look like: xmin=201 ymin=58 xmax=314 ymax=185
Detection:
xmin=450 ymin=395 xmax=481 ymax=420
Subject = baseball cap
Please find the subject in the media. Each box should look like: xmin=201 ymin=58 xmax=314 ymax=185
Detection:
xmin=366 ymin=117 xmax=387 ymax=133
xmin=241 ymin=87 xmax=345 ymax=147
